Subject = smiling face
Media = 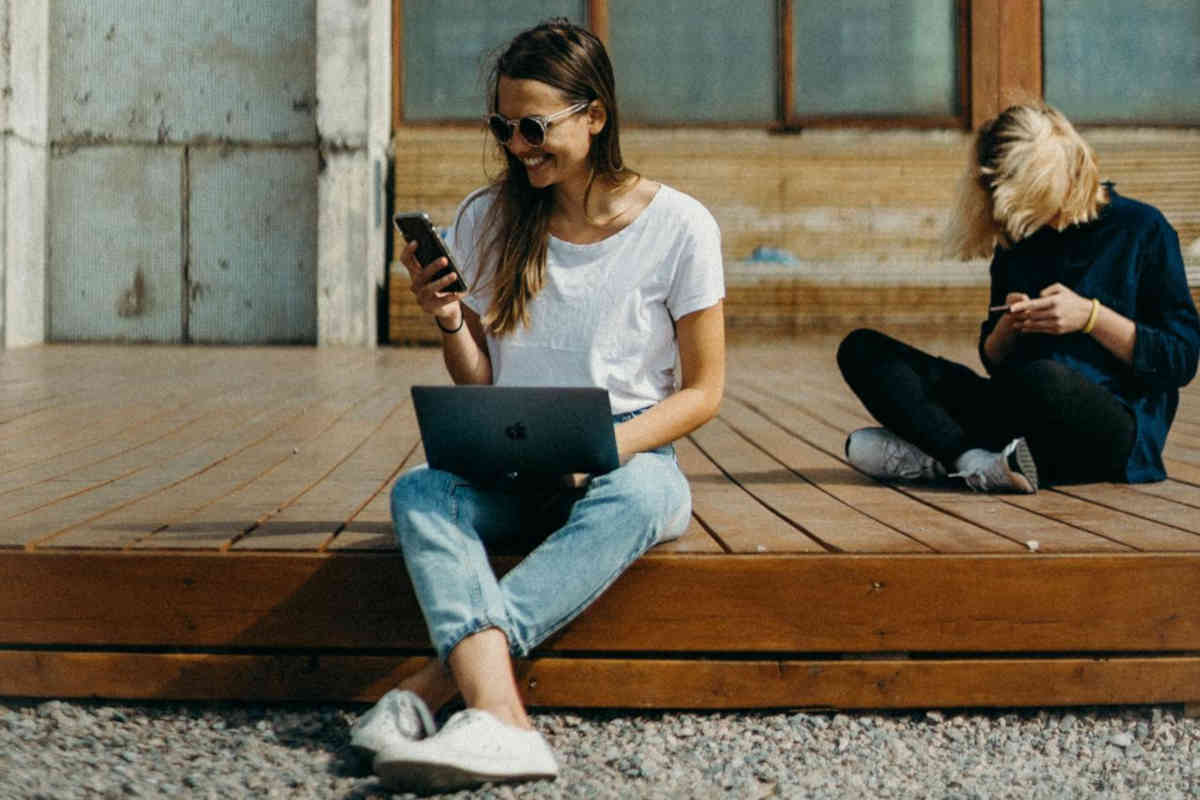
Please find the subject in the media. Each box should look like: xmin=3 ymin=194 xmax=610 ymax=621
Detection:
xmin=495 ymin=76 xmax=603 ymax=195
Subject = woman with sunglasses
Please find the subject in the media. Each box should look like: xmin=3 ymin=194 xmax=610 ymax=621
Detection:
xmin=352 ymin=19 xmax=725 ymax=793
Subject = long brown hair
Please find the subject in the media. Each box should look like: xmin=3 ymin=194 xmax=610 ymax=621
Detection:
xmin=944 ymin=103 xmax=1108 ymax=260
xmin=478 ymin=19 xmax=633 ymax=335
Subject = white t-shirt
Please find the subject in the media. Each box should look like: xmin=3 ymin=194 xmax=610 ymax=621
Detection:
xmin=447 ymin=184 xmax=725 ymax=414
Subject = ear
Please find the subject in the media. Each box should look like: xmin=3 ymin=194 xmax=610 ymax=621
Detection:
xmin=586 ymin=100 xmax=607 ymax=136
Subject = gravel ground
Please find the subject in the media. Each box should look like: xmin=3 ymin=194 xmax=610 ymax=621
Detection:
xmin=0 ymin=699 xmax=1196 ymax=799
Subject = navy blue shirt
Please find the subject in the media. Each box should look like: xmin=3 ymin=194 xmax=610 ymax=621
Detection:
xmin=979 ymin=187 xmax=1200 ymax=482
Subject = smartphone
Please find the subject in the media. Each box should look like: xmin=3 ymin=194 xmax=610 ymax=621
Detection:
xmin=394 ymin=212 xmax=468 ymax=293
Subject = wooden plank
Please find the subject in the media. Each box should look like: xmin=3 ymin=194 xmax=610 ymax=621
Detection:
xmin=0 ymin=404 xmax=210 ymax=493
xmin=1002 ymin=488 xmax=1200 ymax=553
xmin=235 ymin=399 xmax=419 ymax=550
xmin=676 ymin=435 xmax=821 ymax=553
xmin=222 ymin=393 xmax=411 ymax=551
xmin=3 ymin=551 xmax=1198 ymax=653
xmin=14 ymin=384 xmax=371 ymax=549
xmin=729 ymin=382 xmax=1131 ymax=553
xmin=50 ymin=397 xmax=359 ymax=550
xmin=125 ymin=396 xmax=394 ymax=551
xmin=720 ymin=392 xmax=1022 ymax=554
xmin=652 ymin=516 xmax=724 ymax=553
xmin=694 ymin=415 xmax=930 ymax=553
xmin=3 ymin=409 xmax=284 ymax=545
xmin=997 ymin=0 xmax=1042 ymax=109
xmin=521 ymin=655 xmax=1200 ymax=710
xmin=1132 ymin=478 xmax=1200 ymax=507
xmin=0 ymin=650 xmax=428 ymax=704
xmin=1053 ymin=483 xmax=1200 ymax=548
xmin=328 ymin=473 xmax=409 ymax=551
xmin=1164 ymin=458 xmax=1200 ymax=486
xmin=1 ymin=651 xmax=1197 ymax=710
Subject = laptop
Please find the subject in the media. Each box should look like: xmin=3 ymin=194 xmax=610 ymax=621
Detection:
xmin=411 ymin=385 xmax=620 ymax=481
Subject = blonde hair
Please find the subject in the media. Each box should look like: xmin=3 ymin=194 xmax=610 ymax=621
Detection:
xmin=945 ymin=103 xmax=1108 ymax=260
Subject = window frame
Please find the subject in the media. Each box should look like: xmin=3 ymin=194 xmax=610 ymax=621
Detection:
xmin=391 ymin=0 xmax=1062 ymax=133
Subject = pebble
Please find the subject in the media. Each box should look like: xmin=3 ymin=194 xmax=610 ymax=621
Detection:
xmin=1111 ymin=732 xmax=1134 ymax=748
xmin=0 ymin=700 xmax=1195 ymax=798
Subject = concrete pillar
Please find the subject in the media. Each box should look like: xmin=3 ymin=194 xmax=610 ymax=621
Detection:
xmin=315 ymin=0 xmax=390 ymax=347
xmin=3 ymin=0 xmax=50 ymax=348
xmin=0 ymin=0 xmax=7 ymax=346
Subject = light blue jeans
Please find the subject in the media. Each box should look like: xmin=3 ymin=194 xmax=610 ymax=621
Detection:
xmin=390 ymin=426 xmax=691 ymax=662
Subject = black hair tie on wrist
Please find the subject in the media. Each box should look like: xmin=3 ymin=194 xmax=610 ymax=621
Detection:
xmin=435 ymin=315 xmax=465 ymax=334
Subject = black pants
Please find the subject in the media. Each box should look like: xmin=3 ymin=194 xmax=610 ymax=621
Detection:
xmin=836 ymin=328 xmax=1136 ymax=486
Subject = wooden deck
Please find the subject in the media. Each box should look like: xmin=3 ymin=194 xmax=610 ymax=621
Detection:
xmin=2 ymin=334 xmax=1199 ymax=711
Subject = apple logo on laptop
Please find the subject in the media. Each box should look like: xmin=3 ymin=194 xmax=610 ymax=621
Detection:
xmin=505 ymin=421 xmax=528 ymax=441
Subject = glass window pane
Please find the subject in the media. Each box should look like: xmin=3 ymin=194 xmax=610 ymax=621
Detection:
xmin=1044 ymin=0 xmax=1200 ymax=124
xmin=792 ymin=0 xmax=959 ymax=117
xmin=607 ymin=0 xmax=776 ymax=123
xmin=403 ymin=1 xmax=586 ymax=120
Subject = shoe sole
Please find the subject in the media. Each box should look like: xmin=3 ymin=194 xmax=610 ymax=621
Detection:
xmin=1006 ymin=438 xmax=1039 ymax=493
xmin=375 ymin=755 xmax=556 ymax=793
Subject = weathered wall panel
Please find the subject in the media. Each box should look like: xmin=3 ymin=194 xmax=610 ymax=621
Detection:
xmin=48 ymin=145 xmax=183 ymax=342
xmin=48 ymin=1 xmax=317 ymax=143
xmin=188 ymin=147 xmax=318 ymax=344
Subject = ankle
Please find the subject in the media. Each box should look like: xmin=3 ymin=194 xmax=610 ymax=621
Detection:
xmin=398 ymin=661 xmax=458 ymax=714
xmin=469 ymin=700 xmax=533 ymax=730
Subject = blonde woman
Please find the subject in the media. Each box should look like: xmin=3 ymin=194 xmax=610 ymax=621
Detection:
xmin=351 ymin=19 xmax=725 ymax=793
xmin=838 ymin=103 xmax=1199 ymax=492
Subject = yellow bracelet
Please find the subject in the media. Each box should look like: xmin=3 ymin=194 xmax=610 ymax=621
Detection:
xmin=1081 ymin=297 xmax=1100 ymax=335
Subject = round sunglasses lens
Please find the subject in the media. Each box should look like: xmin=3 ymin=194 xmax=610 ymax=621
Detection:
xmin=487 ymin=116 xmax=512 ymax=143
xmin=517 ymin=118 xmax=546 ymax=146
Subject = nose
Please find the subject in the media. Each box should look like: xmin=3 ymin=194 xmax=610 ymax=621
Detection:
xmin=506 ymin=129 xmax=540 ymax=153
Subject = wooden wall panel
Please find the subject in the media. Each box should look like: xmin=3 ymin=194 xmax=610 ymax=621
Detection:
xmin=389 ymin=125 xmax=1198 ymax=343
xmin=2 ymin=651 xmax=1197 ymax=709
xmin=970 ymin=0 xmax=1043 ymax=129
xmin=4 ymin=551 xmax=1200 ymax=654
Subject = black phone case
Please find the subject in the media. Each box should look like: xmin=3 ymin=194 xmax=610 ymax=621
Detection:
xmin=395 ymin=213 xmax=468 ymax=293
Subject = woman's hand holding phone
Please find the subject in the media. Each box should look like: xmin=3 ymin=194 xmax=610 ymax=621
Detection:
xmin=400 ymin=239 xmax=466 ymax=328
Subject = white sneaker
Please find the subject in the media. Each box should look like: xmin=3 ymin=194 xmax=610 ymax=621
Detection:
xmin=950 ymin=437 xmax=1038 ymax=494
xmin=349 ymin=689 xmax=437 ymax=760
xmin=374 ymin=708 xmax=559 ymax=793
xmin=845 ymin=427 xmax=945 ymax=481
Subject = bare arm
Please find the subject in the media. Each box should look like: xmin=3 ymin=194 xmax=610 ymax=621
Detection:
xmin=988 ymin=282 xmax=1136 ymax=365
xmin=400 ymin=240 xmax=492 ymax=385
xmin=983 ymin=291 xmax=1029 ymax=365
xmin=613 ymin=302 xmax=725 ymax=461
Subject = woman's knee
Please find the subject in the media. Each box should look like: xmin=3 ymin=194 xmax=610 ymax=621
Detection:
xmin=598 ymin=452 xmax=691 ymax=542
xmin=837 ymin=328 xmax=886 ymax=375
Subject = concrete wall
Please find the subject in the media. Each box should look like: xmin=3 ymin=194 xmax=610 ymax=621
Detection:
xmin=4 ymin=0 xmax=50 ymax=349
xmin=316 ymin=0 xmax=391 ymax=347
xmin=1 ymin=0 xmax=388 ymax=348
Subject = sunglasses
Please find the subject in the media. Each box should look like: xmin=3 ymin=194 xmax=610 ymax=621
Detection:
xmin=486 ymin=102 xmax=590 ymax=147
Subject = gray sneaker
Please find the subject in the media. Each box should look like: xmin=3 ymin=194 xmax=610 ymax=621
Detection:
xmin=845 ymin=427 xmax=945 ymax=481
xmin=349 ymin=689 xmax=437 ymax=760
xmin=950 ymin=437 xmax=1038 ymax=494
xmin=374 ymin=708 xmax=559 ymax=793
